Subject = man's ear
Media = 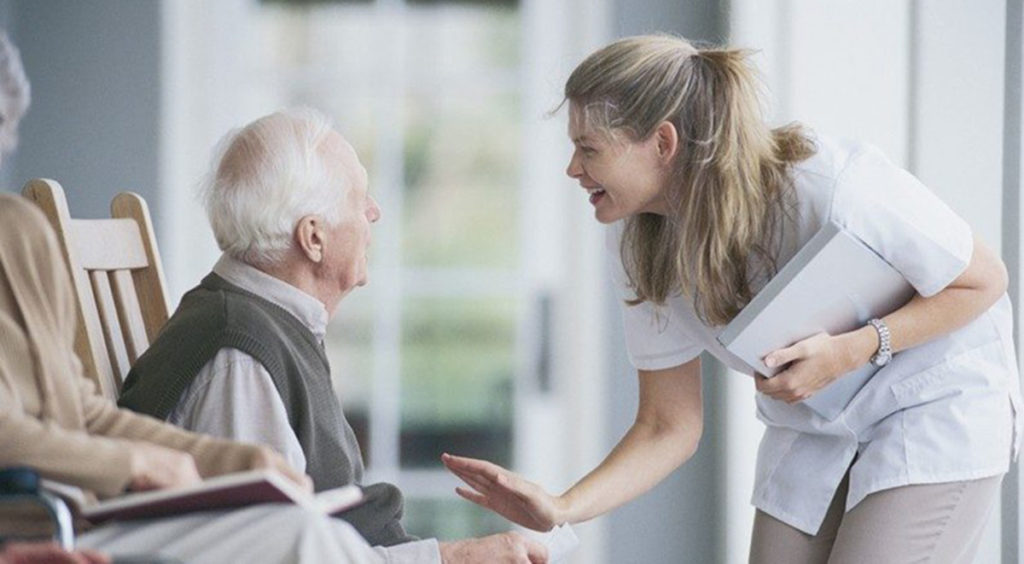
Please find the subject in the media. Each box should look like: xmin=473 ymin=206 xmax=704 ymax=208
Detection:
xmin=295 ymin=215 xmax=325 ymax=263
xmin=655 ymin=120 xmax=679 ymax=164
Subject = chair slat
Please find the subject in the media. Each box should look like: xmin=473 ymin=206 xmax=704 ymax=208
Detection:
xmin=23 ymin=180 xmax=169 ymax=399
xmin=22 ymin=178 xmax=118 ymax=399
xmin=70 ymin=219 xmax=148 ymax=270
xmin=111 ymin=192 xmax=170 ymax=342
xmin=90 ymin=269 xmax=130 ymax=394
xmin=109 ymin=269 xmax=150 ymax=364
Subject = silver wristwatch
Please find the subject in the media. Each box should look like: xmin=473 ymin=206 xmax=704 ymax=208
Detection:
xmin=868 ymin=318 xmax=892 ymax=367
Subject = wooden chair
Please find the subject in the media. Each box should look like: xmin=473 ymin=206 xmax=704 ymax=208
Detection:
xmin=22 ymin=178 xmax=170 ymax=401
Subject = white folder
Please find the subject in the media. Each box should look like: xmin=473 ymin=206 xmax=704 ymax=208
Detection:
xmin=717 ymin=221 xmax=915 ymax=419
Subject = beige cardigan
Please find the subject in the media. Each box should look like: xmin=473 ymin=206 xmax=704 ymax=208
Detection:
xmin=0 ymin=194 xmax=262 ymax=533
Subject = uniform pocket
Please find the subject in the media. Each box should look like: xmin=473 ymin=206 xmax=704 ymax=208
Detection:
xmin=891 ymin=340 xmax=1014 ymax=476
xmin=890 ymin=341 xmax=1004 ymax=410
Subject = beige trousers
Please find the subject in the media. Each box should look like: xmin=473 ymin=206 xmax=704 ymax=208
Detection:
xmin=749 ymin=471 xmax=1004 ymax=564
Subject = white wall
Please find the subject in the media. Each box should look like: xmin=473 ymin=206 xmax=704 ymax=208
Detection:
xmin=1001 ymin=0 xmax=1023 ymax=559
xmin=3 ymin=1 xmax=162 ymax=224
xmin=730 ymin=1 xmax=1012 ymax=562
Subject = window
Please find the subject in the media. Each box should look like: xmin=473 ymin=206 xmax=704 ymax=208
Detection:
xmin=162 ymin=0 xmax=608 ymax=551
xmin=252 ymin=0 xmax=522 ymax=539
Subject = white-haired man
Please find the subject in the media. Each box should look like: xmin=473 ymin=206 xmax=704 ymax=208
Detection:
xmin=120 ymin=109 xmax=547 ymax=563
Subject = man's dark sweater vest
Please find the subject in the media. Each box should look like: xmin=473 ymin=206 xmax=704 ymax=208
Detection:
xmin=119 ymin=273 xmax=414 ymax=546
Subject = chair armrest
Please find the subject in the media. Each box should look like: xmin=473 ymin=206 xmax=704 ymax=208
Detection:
xmin=0 ymin=467 xmax=74 ymax=549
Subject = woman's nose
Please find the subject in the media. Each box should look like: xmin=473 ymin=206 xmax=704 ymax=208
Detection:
xmin=566 ymin=151 xmax=583 ymax=178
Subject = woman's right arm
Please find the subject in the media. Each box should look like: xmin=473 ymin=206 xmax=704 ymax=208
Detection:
xmin=444 ymin=357 xmax=703 ymax=529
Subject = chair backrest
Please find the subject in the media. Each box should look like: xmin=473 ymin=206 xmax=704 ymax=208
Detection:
xmin=22 ymin=178 xmax=170 ymax=400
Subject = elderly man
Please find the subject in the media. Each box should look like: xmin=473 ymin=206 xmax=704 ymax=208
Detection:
xmin=119 ymin=109 xmax=546 ymax=564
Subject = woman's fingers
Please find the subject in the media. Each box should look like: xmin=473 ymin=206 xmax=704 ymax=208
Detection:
xmin=249 ymin=446 xmax=314 ymax=493
xmin=442 ymin=453 xmax=512 ymax=491
xmin=444 ymin=458 xmax=500 ymax=487
xmin=442 ymin=453 xmax=507 ymax=479
xmin=455 ymin=486 xmax=491 ymax=507
xmin=448 ymin=465 xmax=497 ymax=495
xmin=763 ymin=345 xmax=801 ymax=369
xmin=755 ymin=373 xmax=805 ymax=403
xmin=764 ymin=333 xmax=831 ymax=370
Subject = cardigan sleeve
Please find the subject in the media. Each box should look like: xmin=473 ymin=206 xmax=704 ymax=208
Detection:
xmin=0 ymin=398 xmax=136 ymax=498
xmin=75 ymin=371 xmax=265 ymax=480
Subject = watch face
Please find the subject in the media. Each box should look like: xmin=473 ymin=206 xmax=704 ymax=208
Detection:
xmin=871 ymin=353 xmax=891 ymax=367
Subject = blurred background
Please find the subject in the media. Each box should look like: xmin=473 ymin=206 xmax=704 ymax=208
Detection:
xmin=0 ymin=0 xmax=1021 ymax=562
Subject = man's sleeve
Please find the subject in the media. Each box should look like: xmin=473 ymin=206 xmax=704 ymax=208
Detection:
xmin=168 ymin=348 xmax=307 ymax=471
xmin=373 ymin=539 xmax=442 ymax=564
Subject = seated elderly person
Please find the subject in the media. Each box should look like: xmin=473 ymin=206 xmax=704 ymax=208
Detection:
xmin=0 ymin=193 xmax=398 ymax=563
xmin=118 ymin=109 xmax=546 ymax=563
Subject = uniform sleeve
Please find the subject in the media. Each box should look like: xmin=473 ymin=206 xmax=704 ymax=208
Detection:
xmin=829 ymin=146 xmax=973 ymax=298
xmin=606 ymin=223 xmax=703 ymax=371
xmin=169 ymin=348 xmax=307 ymax=472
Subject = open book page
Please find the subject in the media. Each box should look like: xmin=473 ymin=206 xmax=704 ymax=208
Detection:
xmin=41 ymin=469 xmax=362 ymax=523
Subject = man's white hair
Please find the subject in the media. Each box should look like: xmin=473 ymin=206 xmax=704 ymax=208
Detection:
xmin=0 ymin=31 xmax=30 ymax=163
xmin=202 ymin=108 xmax=350 ymax=266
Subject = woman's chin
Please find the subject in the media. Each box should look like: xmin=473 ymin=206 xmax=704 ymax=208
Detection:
xmin=594 ymin=207 xmax=624 ymax=224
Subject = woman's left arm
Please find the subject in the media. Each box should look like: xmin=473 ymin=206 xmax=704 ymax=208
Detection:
xmin=758 ymin=235 xmax=1008 ymax=403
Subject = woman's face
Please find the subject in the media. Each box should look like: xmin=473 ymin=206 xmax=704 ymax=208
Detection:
xmin=565 ymin=104 xmax=673 ymax=224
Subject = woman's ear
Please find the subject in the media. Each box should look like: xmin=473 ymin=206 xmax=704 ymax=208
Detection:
xmin=295 ymin=215 xmax=324 ymax=263
xmin=655 ymin=121 xmax=680 ymax=164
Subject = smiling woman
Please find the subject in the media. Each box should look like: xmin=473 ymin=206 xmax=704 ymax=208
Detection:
xmin=444 ymin=33 xmax=1021 ymax=564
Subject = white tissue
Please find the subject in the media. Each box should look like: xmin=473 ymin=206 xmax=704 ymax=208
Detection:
xmin=530 ymin=523 xmax=579 ymax=563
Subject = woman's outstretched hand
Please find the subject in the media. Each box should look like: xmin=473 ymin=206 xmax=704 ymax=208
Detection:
xmin=441 ymin=453 xmax=565 ymax=532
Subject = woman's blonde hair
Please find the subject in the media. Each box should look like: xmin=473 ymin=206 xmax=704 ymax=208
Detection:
xmin=565 ymin=34 xmax=814 ymax=326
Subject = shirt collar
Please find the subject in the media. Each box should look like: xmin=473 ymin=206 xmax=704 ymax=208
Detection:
xmin=212 ymin=254 xmax=329 ymax=342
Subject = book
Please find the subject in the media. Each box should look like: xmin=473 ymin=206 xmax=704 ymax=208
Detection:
xmin=40 ymin=469 xmax=364 ymax=523
xmin=717 ymin=221 xmax=915 ymax=420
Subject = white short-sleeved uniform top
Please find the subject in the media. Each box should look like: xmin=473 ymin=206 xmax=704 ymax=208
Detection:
xmin=609 ymin=134 xmax=1023 ymax=535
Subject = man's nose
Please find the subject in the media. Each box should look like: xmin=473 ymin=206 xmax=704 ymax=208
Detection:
xmin=367 ymin=197 xmax=382 ymax=223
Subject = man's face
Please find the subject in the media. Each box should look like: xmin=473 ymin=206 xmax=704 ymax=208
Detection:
xmin=320 ymin=133 xmax=381 ymax=303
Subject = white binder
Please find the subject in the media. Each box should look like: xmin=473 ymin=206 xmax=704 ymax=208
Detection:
xmin=717 ymin=221 xmax=915 ymax=419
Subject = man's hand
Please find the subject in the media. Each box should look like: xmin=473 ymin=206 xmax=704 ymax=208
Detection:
xmin=439 ymin=532 xmax=548 ymax=564
xmin=127 ymin=442 xmax=202 ymax=491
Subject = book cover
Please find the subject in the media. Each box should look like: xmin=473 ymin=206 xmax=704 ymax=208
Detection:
xmin=717 ymin=221 xmax=915 ymax=419
xmin=42 ymin=469 xmax=363 ymax=523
